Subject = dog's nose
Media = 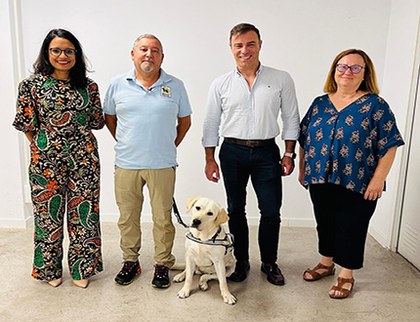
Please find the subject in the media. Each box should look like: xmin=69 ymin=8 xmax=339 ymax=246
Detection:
xmin=191 ymin=219 xmax=201 ymax=228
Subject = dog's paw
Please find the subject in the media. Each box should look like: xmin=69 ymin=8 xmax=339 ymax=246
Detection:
xmin=177 ymin=287 xmax=191 ymax=299
xmin=199 ymin=275 xmax=210 ymax=291
xmin=199 ymin=281 xmax=209 ymax=291
xmin=222 ymin=292 xmax=237 ymax=305
xmin=173 ymin=272 xmax=186 ymax=283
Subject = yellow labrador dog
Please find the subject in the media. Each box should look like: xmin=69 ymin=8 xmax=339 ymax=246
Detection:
xmin=174 ymin=197 xmax=237 ymax=305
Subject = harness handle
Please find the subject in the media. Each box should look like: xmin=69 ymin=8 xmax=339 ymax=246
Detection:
xmin=172 ymin=197 xmax=189 ymax=228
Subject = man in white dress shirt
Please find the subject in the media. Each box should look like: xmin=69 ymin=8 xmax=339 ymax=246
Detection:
xmin=202 ymin=23 xmax=300 ymax=286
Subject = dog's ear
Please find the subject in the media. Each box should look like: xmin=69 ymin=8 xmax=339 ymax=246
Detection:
xmin=215 ymin=208 xmax=229 ymax=225
xmin=186 ymin=197 xmax=200 ymax=211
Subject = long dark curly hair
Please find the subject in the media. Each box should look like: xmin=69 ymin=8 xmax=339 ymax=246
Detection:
xmin=33 ymin=29 xmax=89 ymax=88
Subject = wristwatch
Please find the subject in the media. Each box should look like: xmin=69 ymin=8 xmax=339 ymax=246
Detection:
xmin=283 ymin=152 xmax=296 ymax=159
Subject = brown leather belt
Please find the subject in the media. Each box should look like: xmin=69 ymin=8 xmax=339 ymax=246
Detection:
xmin=223 ymin=137 xmax=275 ymax=148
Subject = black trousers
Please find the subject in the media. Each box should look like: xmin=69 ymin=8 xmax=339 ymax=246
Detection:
xmin=309 ymin=183 xmax=377 ymax=269
xmin=219 ymin=141 xmax=282 ymax=263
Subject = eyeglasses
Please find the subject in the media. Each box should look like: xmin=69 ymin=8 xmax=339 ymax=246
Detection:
xmin=49 ymin=48 xmax=77 ymax=57
xmin=336 ymin=64 xmax=364 ymax=74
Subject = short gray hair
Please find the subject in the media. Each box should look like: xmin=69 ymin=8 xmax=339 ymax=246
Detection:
xmin=133 ymin=34 xmax=163 ymax=52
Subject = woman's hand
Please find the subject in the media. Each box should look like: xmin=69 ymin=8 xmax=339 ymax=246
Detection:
xmin=298 ymin=146 xmax=305 ymax=186
xmin=298 ymin=168 xmax=305 ymax=186
xmin=364 ymin=176 xmax=385 ymax=200
xmin=364 ymin=147 xmax=397 ymax=201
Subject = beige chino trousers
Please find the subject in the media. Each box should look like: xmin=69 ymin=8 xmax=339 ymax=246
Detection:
xmin=114 ymin=166 xmax=176 ymax=267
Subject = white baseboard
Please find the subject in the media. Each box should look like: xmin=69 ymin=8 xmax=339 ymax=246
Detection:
xmin=0 ymin=216 xmax=32 ymax=229
xmin=101 ymin=212 xmax=316 ymax=228
xmin=0 ymin=213 xmax=316 ymax=229
xmin=239 ymin=216 xmax=316 ymax=227
xmin=368 ymin=226 xmax=390 ymax=249
xmin=282 ymin=218 xmax=316 ymax=227
xmin=101 ymin=212 xmax=154 ymax=224
xmin=100 ymin=212 xmax=120 ymax=223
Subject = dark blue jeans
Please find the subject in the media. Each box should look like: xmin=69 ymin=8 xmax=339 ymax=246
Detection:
xmin=219 ymin=141 xmax=283 ymax=263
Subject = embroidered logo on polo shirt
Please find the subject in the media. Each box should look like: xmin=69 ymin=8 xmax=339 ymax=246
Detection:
xmin=161 ymin=86 xmax=171 ymax=97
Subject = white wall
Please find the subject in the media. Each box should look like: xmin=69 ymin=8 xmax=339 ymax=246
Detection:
xmin=1 ymin=0 xmax=417 ymax=248
xmin=370 ymin=0 xmax=420 ymax=247
xmin=0 ymin=0 xmax=30 ymax=227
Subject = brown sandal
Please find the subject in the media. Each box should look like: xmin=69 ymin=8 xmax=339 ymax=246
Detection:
xmin=303 ymin=263 xmax=335 ymax=281
xmin=329 ymin=277 xmax=355 ymax=299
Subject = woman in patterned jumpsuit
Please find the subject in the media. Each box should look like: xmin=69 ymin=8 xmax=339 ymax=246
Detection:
xmin=13 ymin=29 xmax=104 ymax=288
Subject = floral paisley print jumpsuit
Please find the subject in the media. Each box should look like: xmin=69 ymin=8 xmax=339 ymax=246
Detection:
xmin=13 ymin=74 xmax=104 ymax=281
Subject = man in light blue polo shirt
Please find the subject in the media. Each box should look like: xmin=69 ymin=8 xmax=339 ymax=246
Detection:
xmin=104 ymin=34 xmax=192 ymax=288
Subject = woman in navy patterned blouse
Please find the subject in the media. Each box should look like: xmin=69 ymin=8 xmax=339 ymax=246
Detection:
xmin=298 ymin=49 xmax=404 ymax=299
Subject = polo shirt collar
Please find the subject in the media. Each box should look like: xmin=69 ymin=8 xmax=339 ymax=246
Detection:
xmin=126 ymin=68 xmax=172 ymax=86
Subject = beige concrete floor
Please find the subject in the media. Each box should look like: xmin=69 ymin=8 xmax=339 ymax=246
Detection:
xmin=0 ymin=222 xmax=419 ymax=322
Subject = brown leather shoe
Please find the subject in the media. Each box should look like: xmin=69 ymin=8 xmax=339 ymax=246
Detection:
xmin=261 ymin=262 xmax=285 ymax=286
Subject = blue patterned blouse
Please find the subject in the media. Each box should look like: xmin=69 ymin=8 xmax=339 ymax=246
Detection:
xmin=299 ymin=93 xmax=404 ymax=194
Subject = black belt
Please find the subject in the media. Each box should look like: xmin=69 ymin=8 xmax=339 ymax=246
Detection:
xmin=223 ymin=137 xmax=274 ymax=148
